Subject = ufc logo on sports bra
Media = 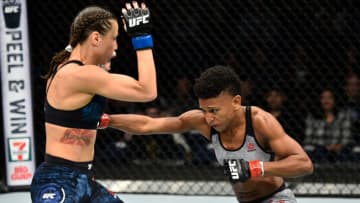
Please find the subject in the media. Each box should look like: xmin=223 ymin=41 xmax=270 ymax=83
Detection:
xmin=129 ymin=14 xmax=150 ymax=27
xmin=229 ymin=160 xmax=239 ymax=180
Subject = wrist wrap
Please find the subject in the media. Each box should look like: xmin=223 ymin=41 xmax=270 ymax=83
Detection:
xmin=132 ymin=34 xmax=153 ymax=50
xmin=249 ymin=160 xmax=264 ymax=178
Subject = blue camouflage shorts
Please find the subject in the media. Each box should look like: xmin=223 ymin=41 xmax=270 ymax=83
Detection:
xmin=31 ymin=155 xmax=123 ymax=203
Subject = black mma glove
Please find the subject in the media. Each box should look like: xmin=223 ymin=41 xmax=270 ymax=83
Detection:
xmin=122 ymin=1 xmax=153 ymax=50
xmin=223 ymin=159 xmax=264 ymax=183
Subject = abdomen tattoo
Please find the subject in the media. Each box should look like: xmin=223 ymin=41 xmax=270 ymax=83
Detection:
xmin=60 ymin=129 xmax=95 ymax=146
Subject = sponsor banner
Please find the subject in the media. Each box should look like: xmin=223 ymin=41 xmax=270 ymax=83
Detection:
xmin=8 ymin=137 xmax=32 ymax=162
xmin=0 ymin=0 xmax=36 ymax=187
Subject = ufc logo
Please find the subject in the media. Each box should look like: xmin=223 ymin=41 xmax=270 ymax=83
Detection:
xmin=42 ymin=193 xmax=56 ymax=199
xmin=4 ymin=5 xmax=20 ymax=14
xmin=129 ymin=13 xmax=150 ymax=28
xmin=228 ymin=160 xmax=239 ymax=180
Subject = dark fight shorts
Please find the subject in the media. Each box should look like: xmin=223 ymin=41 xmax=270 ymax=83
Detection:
xmin=30 ymin=154 xmax=123 ymax=203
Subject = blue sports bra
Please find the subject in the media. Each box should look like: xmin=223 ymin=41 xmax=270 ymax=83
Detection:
xmin=44 ymin=60 xmax=106 ymax=129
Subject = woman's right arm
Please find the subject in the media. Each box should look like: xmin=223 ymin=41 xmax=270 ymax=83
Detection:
xmin=108 ymin=110 xmax=211 ymax=139
xmin=80 ymin=1 xmax=156 ymax=102
xmin=74 ymin=62 xmax=156 ymax=102
xmin=135 ymin=49 xmax=157 ymax=100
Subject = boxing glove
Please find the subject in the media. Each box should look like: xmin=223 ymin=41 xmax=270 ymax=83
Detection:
xmin=223 ymin=159 xmax=264 ymax=183
xmin=97 ymin=113 xmax=110 ymax=129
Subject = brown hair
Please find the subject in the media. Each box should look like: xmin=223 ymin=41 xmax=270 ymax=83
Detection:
xmin=44 ymin=6 xmax=116 ymax=80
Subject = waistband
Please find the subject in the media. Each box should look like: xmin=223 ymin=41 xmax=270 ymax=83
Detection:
xmin=45 ymin=154 xmax=94 ymax=173
xmin=241 ymin=183 xmax=286 ymax=203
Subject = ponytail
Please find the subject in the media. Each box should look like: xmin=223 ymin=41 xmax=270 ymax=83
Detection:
xmin=43 ymin=50 xmax=70 ymax=80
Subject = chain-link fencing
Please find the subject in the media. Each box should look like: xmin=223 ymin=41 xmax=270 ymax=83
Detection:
xmin=27 ymin=0 xmax=360 ymax=197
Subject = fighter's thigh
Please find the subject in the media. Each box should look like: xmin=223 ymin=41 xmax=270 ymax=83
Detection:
xmin=263 ymin=189 xmax=297 ymax=203
xmin=31 ymin=167 xmax=80 ymax=202
xmin=90 ymin=181 xmax=124 ymax=203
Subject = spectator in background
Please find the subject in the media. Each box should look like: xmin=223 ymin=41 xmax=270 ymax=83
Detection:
xmin=344 ymin=46 xmax=360 ymax=75
xmin=263 ymin=87 xmax=305 ymax=143
xmin=104 ymin=90 xmax=194 ymax=166
xmin=304 ymin=88 xmax=354 ymax=163
xmin=287 ymin=44 xmax=316 ymax=115
xmin=225 ymin=51 xmax=261 ymax=106
xmin=342 ymin=73 xmax=360 ymax=121
xmin=239 ymin=76 xmax=259 ymax=106
xmin=342 ymin=72 xmax=360 ymax=159
xmin=127 ymin=103 xmax=187 ymax=166
xmin=166 ymin=76 xmax=197 ymax=116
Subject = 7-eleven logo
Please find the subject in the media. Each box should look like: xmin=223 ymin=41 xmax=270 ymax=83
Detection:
xmin=8 ymin=137 xmax=31 ymax=162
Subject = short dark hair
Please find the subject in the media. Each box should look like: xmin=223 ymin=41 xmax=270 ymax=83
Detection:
xmin=193 ymin=65 xmax=241 ymax=99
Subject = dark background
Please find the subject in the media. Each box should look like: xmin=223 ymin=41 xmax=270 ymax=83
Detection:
xmin=1 ymin=0 xmax=360 ymax=196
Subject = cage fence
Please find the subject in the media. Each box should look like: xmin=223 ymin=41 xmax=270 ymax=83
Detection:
xmin=26 ymin=0 xmax=360 ymax=197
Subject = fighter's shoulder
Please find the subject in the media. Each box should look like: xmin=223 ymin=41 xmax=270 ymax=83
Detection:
xmin=250 ymin=106 xmax=268 ymax=117
xmin=179 ymin=109 xmax=205 ymax=121
xmin=67 ymin=65 xmax=109 ymax=85
xmin=74 ymin=64 xmax=107 ymax=75
xmin=179 ymin=110 xmax=208 ymax=129
xmin=179 ymin=109 xmax=211 ymax=139
xmin=250 ymin=106 xmax=273 ymax=126
xmin=58 ymin=63 xmax=105 ymax=77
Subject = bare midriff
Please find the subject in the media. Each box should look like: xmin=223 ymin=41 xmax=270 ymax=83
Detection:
xmin=45 ymin=123 xmax=97 ymax=162
xmin=232 ymin=176 xmax=284 ymax=202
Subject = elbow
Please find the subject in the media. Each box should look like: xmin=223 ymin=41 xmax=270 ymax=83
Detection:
xmin=135 ymin=82 xmax=157 ymax=102
xmin=141 ymin=92 xmax=157 ymax=102
xmin=308 ymin=160 xmax=314 ymax=175
xmin=303 ymin=157 xmax=314 ymax=175
xmin=140 ymin=91 xmax=157 ymax=102
xmin=147 ymin=91 xmax=157 ymax=101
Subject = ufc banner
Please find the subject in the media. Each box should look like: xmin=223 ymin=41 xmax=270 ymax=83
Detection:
xmin=0 ymin=0 xmax=36 ymax=187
